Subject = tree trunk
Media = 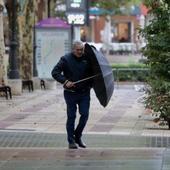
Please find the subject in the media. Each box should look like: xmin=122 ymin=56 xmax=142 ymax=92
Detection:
xmin=19 ymin=0 xmax=35 ymax=79
xmin=19 ymin=0 xmax=48 ymax=79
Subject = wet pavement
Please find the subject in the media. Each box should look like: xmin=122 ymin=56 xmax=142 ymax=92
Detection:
xmin=0 ymin=84 xmax=170 ymax=170
xmin=0 ymin=147 xmax=168 ymax=170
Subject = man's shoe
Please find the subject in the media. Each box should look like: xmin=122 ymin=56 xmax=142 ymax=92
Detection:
xmin=68 ymin=143 xmax=78 ymax=149
xmin=75 ymin=138 xmax=86 ymax=148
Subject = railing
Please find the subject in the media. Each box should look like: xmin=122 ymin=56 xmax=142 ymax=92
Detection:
xmin=112 ymin=68 xmax=149 ymax=87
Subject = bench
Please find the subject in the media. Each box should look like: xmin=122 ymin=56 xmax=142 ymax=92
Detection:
xmin=40 ymin=79 xmax=46 ymax=89
xmin=0 ymin=85 xmax=12 ymax=99
xmin=22 ymin=80 xmax=34 ymax=92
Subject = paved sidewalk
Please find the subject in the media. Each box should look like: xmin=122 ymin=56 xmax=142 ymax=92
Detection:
xmin=0 ymin=147 xmax=169 ymax=170
xmin=0 ymin=84 xmax=169 ymax=136
xmin=1 ymin=84 xmax=144 ymax=134
xmin=0 ymin=84 xmax=170 ymax=170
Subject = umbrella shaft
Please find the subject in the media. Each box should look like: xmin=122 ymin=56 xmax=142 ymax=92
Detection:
xmin=74 ymin=74 xmax=101 ymax=84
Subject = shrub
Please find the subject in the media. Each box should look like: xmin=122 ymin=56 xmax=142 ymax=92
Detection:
xmin=112 ymin=63 xmax=149 ymax=82
xmin=141 ymin=0 xmax=170 ymax=128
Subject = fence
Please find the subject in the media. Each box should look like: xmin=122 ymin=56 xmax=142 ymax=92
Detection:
xmin=112 ymin=68 xmax=149 ymax=87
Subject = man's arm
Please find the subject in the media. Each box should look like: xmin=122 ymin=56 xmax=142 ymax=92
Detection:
xmin=51 ymin=57 xmax=67 ymax=84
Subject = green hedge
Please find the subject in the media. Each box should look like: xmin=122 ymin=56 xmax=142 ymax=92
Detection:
xmin=111 ymin=64 xmax=149 ymax=82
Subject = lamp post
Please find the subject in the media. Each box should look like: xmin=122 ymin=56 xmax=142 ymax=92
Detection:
xmin=0 ymin=0 xmax=6 ymax=84
xmin=47 ymin=0 xmax=51 ymax=18
xmin=8 ymin=0 xmax=19 ymax=79
xmin=33 ymin=10 xmax=38 ymax=77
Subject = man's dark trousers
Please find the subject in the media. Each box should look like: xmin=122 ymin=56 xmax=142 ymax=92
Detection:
xmin=64 ymin=90 xmax=90 ymax=144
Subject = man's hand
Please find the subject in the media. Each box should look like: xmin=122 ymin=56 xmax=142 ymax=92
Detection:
xmin=64 ymin=80 xmax=75 ymax=88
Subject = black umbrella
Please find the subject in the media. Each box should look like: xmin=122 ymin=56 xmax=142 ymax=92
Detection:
xmin=84 ymin=43 xmax=114 ymax=107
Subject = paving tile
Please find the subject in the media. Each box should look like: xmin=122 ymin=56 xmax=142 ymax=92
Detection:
xmin=0 ymin=148 xmax=164 ymax=170
xmin=0 ymin=85 xmax=170 ymax=169
xmin=162 ymin=149 xmax=170 ymax=170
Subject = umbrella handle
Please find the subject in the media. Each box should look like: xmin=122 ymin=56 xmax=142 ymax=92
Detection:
xmin=73 ymin=74 xmax=101 ymax=84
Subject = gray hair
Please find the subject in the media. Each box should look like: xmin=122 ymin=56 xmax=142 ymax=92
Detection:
xmin=72 ymin=40 xmax=84 ymax=49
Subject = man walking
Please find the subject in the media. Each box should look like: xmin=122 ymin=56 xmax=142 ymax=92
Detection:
xmin=51 ymin=41 xmax=92 ymax=149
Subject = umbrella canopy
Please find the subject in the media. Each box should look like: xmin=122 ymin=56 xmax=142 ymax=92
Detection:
xmin=84 ymin=43 xmax=114 ymax=107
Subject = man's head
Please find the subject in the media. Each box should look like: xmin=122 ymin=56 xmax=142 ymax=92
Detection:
xmin=72 ymin=40 xmax=84 ymax=58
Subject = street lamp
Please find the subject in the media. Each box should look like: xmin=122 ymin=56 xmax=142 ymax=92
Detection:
xmin=33 ymin=9 xmax=38 ymax=77
xmin=8 ymin=0 xmax=19 ymax=79
xmin=0 ymin=0 xmax=5 ymax=84
xmin=48 ymin=0 xmax=51 ymax=18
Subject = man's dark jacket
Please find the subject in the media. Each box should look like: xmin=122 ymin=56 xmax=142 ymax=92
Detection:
xmin=51 ymin=53 xmax=92 ymax=92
